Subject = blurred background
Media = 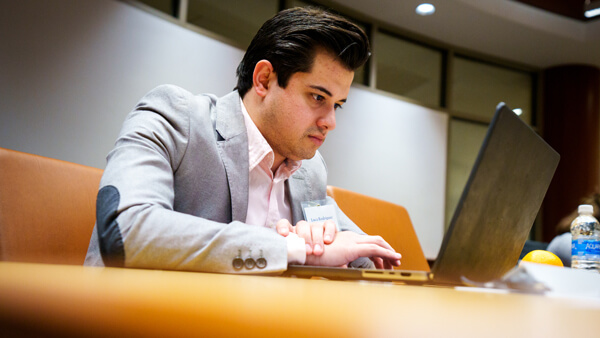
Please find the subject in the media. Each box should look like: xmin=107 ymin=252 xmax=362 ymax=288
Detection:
xmin=1 ymin=0 xmax=598 ymax=259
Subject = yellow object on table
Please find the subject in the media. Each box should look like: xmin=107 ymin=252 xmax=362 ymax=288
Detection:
xmin=522 ymin=250 xmax=564 ymax=267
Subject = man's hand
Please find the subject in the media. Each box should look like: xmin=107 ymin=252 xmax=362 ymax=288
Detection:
xmin=276 ymin=219 xmax=337 ymax=256
xmin=304 ymin=231 xmax=402 ymax=269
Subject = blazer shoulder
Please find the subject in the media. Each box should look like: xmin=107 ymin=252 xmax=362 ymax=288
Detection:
xmin=139 ymin=84 xmax=217 ymax=110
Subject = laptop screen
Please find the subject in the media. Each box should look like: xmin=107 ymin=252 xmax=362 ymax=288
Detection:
xmin=432 ymin=103 xmax=560 ymax=284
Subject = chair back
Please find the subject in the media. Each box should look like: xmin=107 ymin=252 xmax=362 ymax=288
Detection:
xmin=327 ymin=185 xmax=430 ymax=272
xmin=0 ymin=148 xmax=102 ymax=265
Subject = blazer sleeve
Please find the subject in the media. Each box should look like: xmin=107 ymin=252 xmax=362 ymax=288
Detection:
xmin=89 ymin=85 xmax=288 ymax=274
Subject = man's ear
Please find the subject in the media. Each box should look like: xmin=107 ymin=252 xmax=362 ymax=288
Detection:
xmin=253 ymin=60 xmax=275 ymax=98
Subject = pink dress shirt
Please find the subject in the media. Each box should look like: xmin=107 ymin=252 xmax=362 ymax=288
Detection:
xmin=240 ymin=99 xmax=306 ymax=264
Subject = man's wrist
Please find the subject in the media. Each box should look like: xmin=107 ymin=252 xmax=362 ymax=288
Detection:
xmin=286 ymin=232 xmax=306 ymax=265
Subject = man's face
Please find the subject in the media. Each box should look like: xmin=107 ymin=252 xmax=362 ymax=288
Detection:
xmin=258 ymin=51 xmax=354 ymax=163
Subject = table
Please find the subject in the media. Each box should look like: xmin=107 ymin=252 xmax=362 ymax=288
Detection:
xmin=0 ymin=262 xmax=598 ymax=337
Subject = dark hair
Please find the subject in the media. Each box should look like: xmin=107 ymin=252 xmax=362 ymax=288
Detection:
xmin=235 ymin=7 xmax=371 ymax=97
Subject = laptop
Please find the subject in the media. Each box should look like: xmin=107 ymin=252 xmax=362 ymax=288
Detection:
xmin=283 ymin=103 xmax=560 ymax=286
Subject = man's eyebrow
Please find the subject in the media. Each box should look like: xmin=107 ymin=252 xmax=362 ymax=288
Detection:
xmin=309 ymin=85 xmax=347 ymax=103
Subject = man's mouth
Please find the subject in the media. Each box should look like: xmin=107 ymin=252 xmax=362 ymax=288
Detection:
xmin=309 ymin=134 xmax=325 ymax=146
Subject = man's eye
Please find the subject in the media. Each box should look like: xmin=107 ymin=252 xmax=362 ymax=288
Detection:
xmin=334 ymin=103 xmax=343 ymax=110
xmin=312 ymin=94 xmax=325 ymax=102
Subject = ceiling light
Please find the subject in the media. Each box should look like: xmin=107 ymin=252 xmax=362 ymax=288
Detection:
xmin=585 ymin=8 xmax=600 ymax=18
xmin=416 ymin=3 xmax=436 ymax=16
xmin=584 ymin=0 xmax=600 ymax=18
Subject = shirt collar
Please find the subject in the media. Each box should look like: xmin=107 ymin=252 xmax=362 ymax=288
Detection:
xmin=240 ymin=98 xmax=302 ymax=174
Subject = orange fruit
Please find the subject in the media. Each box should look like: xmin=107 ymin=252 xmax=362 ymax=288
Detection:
xmin=521 ymin=250 xmax=563 ymax=267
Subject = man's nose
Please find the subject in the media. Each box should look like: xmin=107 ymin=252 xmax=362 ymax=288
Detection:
xmin=317 ymin=107 xmax=336 ymax=131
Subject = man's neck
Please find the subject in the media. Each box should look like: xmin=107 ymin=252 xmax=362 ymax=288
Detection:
xmin=242 ymin=94 xmax=286 ymax=174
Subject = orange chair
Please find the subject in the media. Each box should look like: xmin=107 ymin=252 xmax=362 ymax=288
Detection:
xmin=0 ymin=147 xmax=102 ymax=265
xmin=327 ymin=185 xmax=430 ymax=272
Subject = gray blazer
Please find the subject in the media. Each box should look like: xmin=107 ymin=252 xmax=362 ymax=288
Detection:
xmin=85 ymin=85 xmax=369 ymax=273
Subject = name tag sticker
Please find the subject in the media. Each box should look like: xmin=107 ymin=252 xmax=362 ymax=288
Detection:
xmin=301 ymin=199 xmax=339 ymax=230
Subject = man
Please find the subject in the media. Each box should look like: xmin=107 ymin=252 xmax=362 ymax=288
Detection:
xmin=85 ymin=7 xmax=402 ymax=273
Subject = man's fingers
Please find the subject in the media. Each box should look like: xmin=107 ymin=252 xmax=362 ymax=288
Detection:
xmin=359 ymin=243 xmax=402 ymax=262
xmin=371 ymin=257 xmax=385 ymax=269
xmin=371 ymin=257 xmax=399 ymax=270
xmin=311 ymin=222 xmax=324 ymax=256
xmin=275 ymin=219 xmax=293 ymax=237
xmin=383 ymin=258 xmax=394 ymax=270
xmin=304 ymin=231 xmax=404 ymax=268
xmin=323 ymin=220 xmax=336 ymax=244
xmin=356 ymin=235 xmax=399 ymax=255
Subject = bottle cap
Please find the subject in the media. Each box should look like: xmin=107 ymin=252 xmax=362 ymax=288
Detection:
xmin=578 ymin=204 xmax=594 ymax=214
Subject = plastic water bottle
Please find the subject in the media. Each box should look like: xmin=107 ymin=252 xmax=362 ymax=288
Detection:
xmin=571 ymin=204 xmax=600 ymax=271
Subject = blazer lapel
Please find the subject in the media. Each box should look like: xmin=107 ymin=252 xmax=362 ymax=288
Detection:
xmin=215 ymin=92 xmax=249 ymax=222
xmin=287 ymin=167 xmax=311 ymax=224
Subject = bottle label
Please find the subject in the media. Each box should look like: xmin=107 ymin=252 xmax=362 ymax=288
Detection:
xmin=571 ymin=239 xmax=600 ymax=257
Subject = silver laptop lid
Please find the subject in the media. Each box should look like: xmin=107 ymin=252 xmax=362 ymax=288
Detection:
xmin=432 ymin=103 xmax=560 ymax=284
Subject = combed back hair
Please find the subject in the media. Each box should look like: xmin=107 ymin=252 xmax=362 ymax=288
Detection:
xmin=235 ymin=7 xmax=371 ymax=97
